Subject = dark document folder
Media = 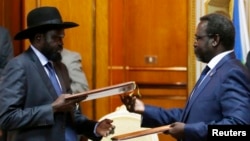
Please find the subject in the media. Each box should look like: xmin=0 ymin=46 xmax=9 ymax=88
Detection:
xmin=111 ymin=125 xmax=170 ymax=141
xmin=65 ymin=81 xmax=136 ymax=101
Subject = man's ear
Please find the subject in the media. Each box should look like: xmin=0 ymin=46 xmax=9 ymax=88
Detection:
xmin=212 ymin=34 xmax=220 ymax=47
xmin=212 ymin=41 xmax=217 ymax=47
xmin=34 ymin=34 xmax=42 ymax=41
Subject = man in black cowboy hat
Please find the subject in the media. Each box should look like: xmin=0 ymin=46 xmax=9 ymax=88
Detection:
xmin=0 ymin=6 xmax=114 ymax=141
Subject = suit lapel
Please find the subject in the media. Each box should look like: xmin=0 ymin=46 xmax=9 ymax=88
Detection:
xmin=54 ymin=62 xmax=67 ymax=93
xmin=26 ymin=47 xmax=58 ymax=100
xmin=181 ymin=52 xmax=236 ymax=122
xmin=53 ymin=61 xmax=72 ymax=94
xmin=181 ymin=70 xmax=215 ymax=121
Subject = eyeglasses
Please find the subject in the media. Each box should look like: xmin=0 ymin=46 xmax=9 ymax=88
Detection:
xmin=194 ymin=34 xmax=214 ymax=42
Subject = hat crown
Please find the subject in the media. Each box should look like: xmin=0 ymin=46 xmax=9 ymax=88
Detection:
xmin=27 ymin=6 xmax=63 ymax=28
xmin=14 ymin=6 xmax=78 ymax=40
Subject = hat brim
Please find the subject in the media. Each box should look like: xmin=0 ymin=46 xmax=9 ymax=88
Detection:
xmin=14 ymin=22 xmax=79 ymax=40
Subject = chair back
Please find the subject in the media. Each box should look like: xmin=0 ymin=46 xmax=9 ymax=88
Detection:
xmin=89 ymin=105 xmax=159 ymax=141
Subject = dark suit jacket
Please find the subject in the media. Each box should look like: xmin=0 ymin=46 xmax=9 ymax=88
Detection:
xmin=0 ymin=27 xmax=13 ymax=75
xmin=141 ymin=52 xmax=250 ymax=141
xmin=246 ymin=51 xmax=250 ymax=70
xmin=0 ymin=47 xmax=101 ymax=141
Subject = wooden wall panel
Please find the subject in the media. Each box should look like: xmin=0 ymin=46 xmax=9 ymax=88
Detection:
xmin=109 ymin=0 xmax=188 ymax=100
xmin=0 ymin=0 xmax=3 ymax=25
xmin=0 ymin=0 xmax=23 ymax=56
xmin=124 ymin=0 xmax=188 ymax=67
xmin=139 ymin=88 xmax=187 ymax=96
xmin=109 ymin=1 xmax=188 ymax=140
xmin=108 ymin=0 xmax=124 ymax=66
xmin=127 ymin=71 xmax=187 ymax=84
xmin=108 ymin=0 xmax=127 ymax=111
xmin=22 ymin=0 xmax=37 ymax=50
xmin=94 ymin=0 xmax=110 ymax=119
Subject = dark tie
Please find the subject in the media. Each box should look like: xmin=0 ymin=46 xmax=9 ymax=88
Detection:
xmin=189 ymin=65 xmax=210 ymax=98
xmin=45 ymin=62 xmax=62 ymax=95
xmin=181 ymin=66 xmax=210 ymax=121
xmin=196 ymin=65 xmax=210 ymax=86
xmin=45 ymin=62 xmax=77 ymax=141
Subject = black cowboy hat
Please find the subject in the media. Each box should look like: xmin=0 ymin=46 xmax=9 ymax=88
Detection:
xmin=14 ymin=6 xmax=79 ymax=40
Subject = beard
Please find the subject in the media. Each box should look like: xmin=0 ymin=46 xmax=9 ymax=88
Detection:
xmin=48 ymin=52 xmax=62 ymax=62
xmin=40 ymin=44 xmax=62 ymax=62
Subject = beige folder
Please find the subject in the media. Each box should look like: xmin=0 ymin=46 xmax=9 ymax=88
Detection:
xmin=111 ymin=125 xmax=170 ymax=141
xmin=65 ymin=81 xmax=136 ymax=101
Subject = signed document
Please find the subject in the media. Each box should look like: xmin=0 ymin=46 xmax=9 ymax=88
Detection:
xmin=65 ymin=81 xmax=136 ymax=101
xmin=111 ymin=125 xmax=170 ymax=141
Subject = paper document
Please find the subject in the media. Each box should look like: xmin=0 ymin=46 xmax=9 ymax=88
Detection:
xmin=65 ymin=81 xmax=136 ymax=101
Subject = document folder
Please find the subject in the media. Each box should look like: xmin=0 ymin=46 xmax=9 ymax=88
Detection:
xmin=111 ymin=125 xmax=170 ymax=141
xmin=65 ymin=81 xmax=136 ymax=101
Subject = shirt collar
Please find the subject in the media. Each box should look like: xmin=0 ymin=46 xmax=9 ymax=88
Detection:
xmin=207 ymin=50 xmax=233 ymax=69
xmin=30 ymin=45 xmax=49 ymax=66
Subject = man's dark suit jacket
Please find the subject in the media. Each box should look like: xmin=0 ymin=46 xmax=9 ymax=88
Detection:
xmin=0 ymin=47 xmax=101 ymax=141
xmin=141 ymin=52 xmax=250 ymax=141
xmin=246 ymin=51 xmax=250 ymax=70
xmin=0 ymin=27 xmax=13 ymax=75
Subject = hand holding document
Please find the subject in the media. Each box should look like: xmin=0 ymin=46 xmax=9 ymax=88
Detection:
xmin=111 ymin=125 xmax=171 ymax=141
xmin=65 ymin=81 xmax=137 ymax=101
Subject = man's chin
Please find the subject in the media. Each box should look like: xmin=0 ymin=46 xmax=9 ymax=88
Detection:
xmin=49 ymin=53 xmax=62 ymax=62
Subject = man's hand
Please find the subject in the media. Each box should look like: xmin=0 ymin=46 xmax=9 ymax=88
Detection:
xmin=120 ymin=94 xmax=145 ymax=114
xmin=52 ymin=94 xmax=87 ymax=112
xmin=96 ymin=119 xmax=115 ymax=137
xmin=166 ymin=122 xmax=185 ymax=140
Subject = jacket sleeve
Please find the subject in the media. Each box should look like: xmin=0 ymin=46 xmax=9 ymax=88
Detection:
xmin=0 ymin=59 xmax=55 ymax=130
